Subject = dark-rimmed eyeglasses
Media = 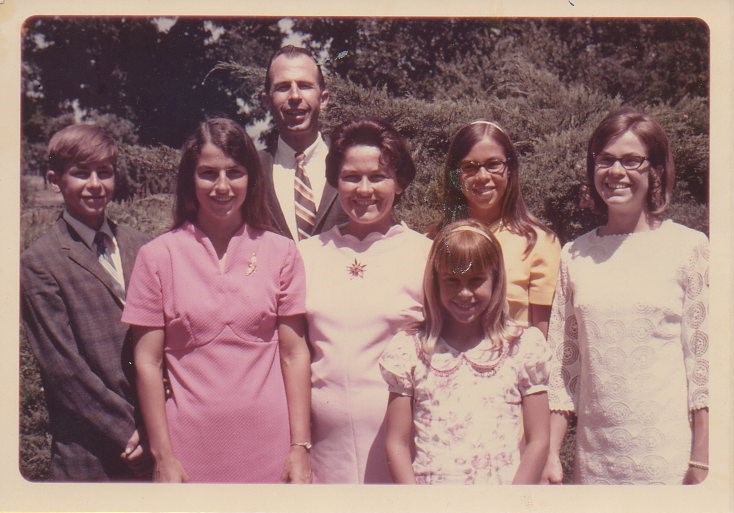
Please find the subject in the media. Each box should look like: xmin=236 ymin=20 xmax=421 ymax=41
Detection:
xmin=594 ymin=154 xmax=648 ymax=171
xmin=457 ymin=159 xmax=508 ymax=177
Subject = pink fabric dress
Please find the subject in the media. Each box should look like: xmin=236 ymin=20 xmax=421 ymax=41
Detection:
xmin=298 ymin=223 xmax=432 ymax=483
xmin=379 ymin=328 xmax=550 ymax=484
xmin=122 ymin=222 xmax=305 ymax=483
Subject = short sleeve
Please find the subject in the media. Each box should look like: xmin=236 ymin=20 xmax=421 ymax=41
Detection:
xmin=516 ymin=327 xmax=551 ymax=396
xmin=528 ymin=228 xmax=562 ymax=306
xmin=277 ymin=239 xmax=306 ymax=316
xmin=379 ymin=331 xmax=419 ymax=396
xmin=121 ymin=243 xmax=165 ymax=327
xmin=547 ymin=245 xmax=579 ymax=413
xmin=681 ymin=232 xmax=709 ymax=411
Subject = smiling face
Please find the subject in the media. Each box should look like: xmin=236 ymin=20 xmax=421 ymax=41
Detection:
xmin=593 ymin=130 xmax=651 ymax=217
xmin=264 ymin=54 xmax=329 ymax=150
xmin=458 ymin=136 xmax=508 ymax=222
xmin=47 ymin=158 xmax=115 ymax=230
xmin=337 ymin=145 xmax=403 ymax=239
xmin=438 ymin=268 xmax=494 ymax=338
xmin=194 ymin=143 xmax=248 ymax=233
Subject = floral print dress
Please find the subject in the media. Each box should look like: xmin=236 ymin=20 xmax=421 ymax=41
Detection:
xmin=379 ymin=327 xmax=550 ymax=484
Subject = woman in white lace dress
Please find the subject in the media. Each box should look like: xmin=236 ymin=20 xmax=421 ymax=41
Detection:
xmin=542 ymin=107 xmax=709 ymax=484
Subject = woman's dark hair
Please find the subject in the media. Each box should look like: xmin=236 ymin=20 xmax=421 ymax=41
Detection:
xmin=437 ymin=120 xmax=552 ymax=255
xmin=173 ymin=117 xmax=272 ymax=230
xmin=586 ymin=106 xmax=675 ymax=219
xmin=325 ymin=118 xmax=416 ymax=203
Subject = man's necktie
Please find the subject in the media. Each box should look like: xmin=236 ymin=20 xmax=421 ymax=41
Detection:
xmin=294 ymin=151 xmax=317 ymax=240
xmin=94 ymin=232 xmax=116 ymax=271
xmin=94 ymin=231 xmax=125 ymax=299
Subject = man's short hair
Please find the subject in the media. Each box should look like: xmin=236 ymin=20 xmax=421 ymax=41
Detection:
xmin=47 ymin=124 xmax=118 ymax=174
xmin=264 ymin=45 xmax=326 ymax=91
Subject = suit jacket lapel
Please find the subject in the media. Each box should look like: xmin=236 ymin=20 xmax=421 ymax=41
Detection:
xmin=314 ymin=180 xmax=338 ymax=232
xmin=56 ymin=218 xmax=126 ymax=308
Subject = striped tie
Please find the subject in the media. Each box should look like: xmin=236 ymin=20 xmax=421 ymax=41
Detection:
xmin=294 ymin=151 xmax=317 ymax=240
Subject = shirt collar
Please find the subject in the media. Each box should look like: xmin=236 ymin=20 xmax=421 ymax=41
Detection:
xmin=274 ymin=133 xmax=326 ymax=166
xmin=62 ymin=209 xmax=114 ymax=249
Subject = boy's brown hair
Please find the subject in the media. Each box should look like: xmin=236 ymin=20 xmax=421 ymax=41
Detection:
xmin=47 ymin=124 xmax=118 ymax=174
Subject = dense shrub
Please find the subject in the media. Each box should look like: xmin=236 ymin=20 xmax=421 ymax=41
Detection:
xmin=115 ymin=145 xmax=179 ymax=201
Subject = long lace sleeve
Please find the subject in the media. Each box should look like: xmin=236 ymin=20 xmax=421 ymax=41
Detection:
xmin=680 ymin=232 xmax=709 ymax=411
xmin=547 ymin=245 xmax=580 ymax=413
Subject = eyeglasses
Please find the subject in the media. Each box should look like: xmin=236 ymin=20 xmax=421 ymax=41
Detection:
xmin=457 ymin=159 xmax=508 ymax=177
xmin=594 ymin=154 xmax=648 ymax=171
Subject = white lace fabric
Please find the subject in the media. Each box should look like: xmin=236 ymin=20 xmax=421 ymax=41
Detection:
xmin=547 ymin=220 xmax=709 ymax=484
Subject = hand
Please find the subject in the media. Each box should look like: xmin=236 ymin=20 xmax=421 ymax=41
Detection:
xmin=153 ymin=456 xmax=190 ymax=483
xmin=683 ymin=465 xmax=708 ymax=484
xmin=120 ymin=429 xmax=151 ymax=477
xmin=280 ymin=446 xmax=312 ymax=484
xmin=541 ymin=453 xmax=564 ymax=484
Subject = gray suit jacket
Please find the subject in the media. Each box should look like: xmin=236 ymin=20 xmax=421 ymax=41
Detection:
xmin=259 ymin=141 xmax=348 ymax=240
xmin=20 ymin=217 xmax=150 ymax=481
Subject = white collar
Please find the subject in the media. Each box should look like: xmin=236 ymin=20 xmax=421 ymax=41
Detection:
xmin=274 ymin=133 xmax=326 ymax=166
xmin=62 ymin=210 xmax=114 ymax=249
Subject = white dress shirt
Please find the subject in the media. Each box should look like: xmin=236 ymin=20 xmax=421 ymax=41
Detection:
xmin=62 ymin=210 xmax=125 ymax=290
xmin=272 ymin=134 xmax=329 ymax=239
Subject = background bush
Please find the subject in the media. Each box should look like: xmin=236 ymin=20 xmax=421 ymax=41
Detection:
xmin=20 ymin=16 xmax=709 ymax=481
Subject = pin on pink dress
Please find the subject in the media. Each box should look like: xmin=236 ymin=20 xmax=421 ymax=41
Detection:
xmin=123 ymin=222 xmax=306 ymax=483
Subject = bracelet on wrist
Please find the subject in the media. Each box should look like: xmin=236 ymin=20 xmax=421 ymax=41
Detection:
xmin=290 ymin=441 xmax=312 ymax=451
xmin=688 ymin=460 xmax=709 ymax=471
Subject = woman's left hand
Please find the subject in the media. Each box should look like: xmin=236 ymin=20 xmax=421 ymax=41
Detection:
xmin=683 ymin=466 xmax=708 ymax=485
xmin=281 ymin=446 xmax=312 ymax=483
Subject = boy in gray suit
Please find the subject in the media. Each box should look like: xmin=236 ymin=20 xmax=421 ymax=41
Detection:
xmin=21 ymin=124 xmax=150 ymax=481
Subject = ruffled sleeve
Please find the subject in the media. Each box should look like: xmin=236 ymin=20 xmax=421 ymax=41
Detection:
xmin=528 ymin=228 xmax=562 ymax=307
xmin=547 ymin=244 xmax=580 ymax=413
xmin=379 ymin=330 xmax=420 ymax=396
xmin=516 ymin=326 xmax=551 ymax=396
xmin=680 ymin=231 xmax=709 ymax=411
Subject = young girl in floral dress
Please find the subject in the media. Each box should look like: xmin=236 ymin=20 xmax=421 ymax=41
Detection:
xmin=379 ymin=219 xmax=550 ymax=484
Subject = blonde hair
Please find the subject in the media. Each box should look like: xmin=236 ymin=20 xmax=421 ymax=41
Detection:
xmin=421 ymin=219 xmax=520 ymax=355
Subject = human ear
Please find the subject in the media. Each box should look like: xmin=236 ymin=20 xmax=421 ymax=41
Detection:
xmin=46 ymin=170 xmax=60 ymax=192
xmin=319 ymin=89 xmax=330 ymax=110
xmin=260 ymin=90 xmax=271 ymax=110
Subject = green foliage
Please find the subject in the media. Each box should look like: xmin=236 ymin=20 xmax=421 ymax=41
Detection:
xmin=115 ymin=144 xmax=179 ymax=201
xmin=19 ymin=329 xmax=51 ymax=481
xmin=20 ymin=16 xmax=710 ymax=480
xmin=106 ymin=195 xmax=175 ymax=236
xmin=21 ymin=140 xmax=47 ymax=178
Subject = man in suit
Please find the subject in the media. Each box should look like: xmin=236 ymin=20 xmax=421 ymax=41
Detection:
xmin=260 ymin=45 xmax=347 ymax=240
xmin=20 ymin=124 xmax=150 ymax=481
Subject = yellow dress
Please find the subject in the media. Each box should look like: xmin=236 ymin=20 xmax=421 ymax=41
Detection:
xmin=490 ymin=223 xmax=561 ymax=326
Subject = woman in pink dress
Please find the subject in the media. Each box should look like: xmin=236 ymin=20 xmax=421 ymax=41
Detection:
xmin=122 ymin=118 xmax=312 ymax=483
xmin=298 ymin=119 xmax=432 ymax=483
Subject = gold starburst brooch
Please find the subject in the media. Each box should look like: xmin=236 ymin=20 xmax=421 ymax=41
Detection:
xmin=347 ymin=258 xmax=367 ymax=279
